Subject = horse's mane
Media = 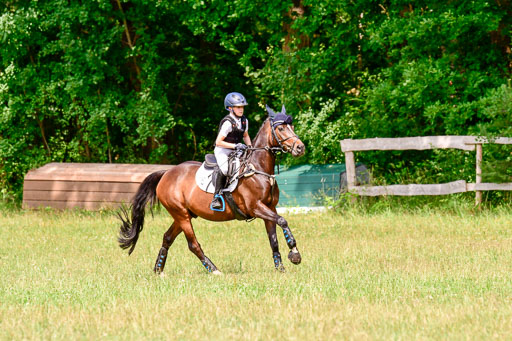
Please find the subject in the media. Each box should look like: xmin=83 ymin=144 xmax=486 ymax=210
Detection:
xmin=252 ymin=118 xmax=270 ymax=143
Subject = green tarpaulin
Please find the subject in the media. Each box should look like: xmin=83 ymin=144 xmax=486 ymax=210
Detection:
xmin=275 ymin=164 xmax=347 ymax=207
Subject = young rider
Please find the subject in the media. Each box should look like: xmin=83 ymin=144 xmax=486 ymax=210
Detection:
xmin=211 ymin=92 xmax=252 ymax=210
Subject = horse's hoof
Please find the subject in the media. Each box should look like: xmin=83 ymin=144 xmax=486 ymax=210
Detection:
xmin=159 ymin=272 xmax=167 ymax=278
xmin=288 ymin=247 xmax=301 ymax=265
xmin=212 ymin=270 xmax=223 ymax=275
xmin=275 ymin=264 xmax=286 ymax=272
xmin=154 ymin=268 xmax=165 ymax=277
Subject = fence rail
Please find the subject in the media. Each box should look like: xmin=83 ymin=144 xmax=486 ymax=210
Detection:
xmin=340 ymin=136 xmax=512 ymax=205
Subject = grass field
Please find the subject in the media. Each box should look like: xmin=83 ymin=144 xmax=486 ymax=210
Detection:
xmin=1 ymin=206 xmax=512 ymax=340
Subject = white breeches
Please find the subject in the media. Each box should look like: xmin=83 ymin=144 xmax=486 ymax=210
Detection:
xmin=214 ymin=147 xmax=233 ymax=175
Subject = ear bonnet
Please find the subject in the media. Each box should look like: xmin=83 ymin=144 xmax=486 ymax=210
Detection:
xmin=266 ymin=105 xmax=293 ymax=128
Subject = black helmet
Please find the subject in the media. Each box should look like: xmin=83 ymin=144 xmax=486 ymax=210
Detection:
xmin=224 ymin=92 xmax=248 ymax=110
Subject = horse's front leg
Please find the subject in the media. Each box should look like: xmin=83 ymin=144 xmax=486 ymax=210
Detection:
xmin=255 ymin=202 xmax=301 ymax=265
xmin=264 ymin=219 xmax=285 ymax=272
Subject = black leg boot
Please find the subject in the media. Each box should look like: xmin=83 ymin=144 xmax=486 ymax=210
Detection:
xmin=211 ymin=172 xmax=226 ymax=210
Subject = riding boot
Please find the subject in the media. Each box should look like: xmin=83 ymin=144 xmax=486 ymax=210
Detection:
xmin=211 ymin=172 xmax=227 ymax=210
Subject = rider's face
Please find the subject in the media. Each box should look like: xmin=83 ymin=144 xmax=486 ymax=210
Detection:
xmin=231 ymin=106 xmax=244 ymax=117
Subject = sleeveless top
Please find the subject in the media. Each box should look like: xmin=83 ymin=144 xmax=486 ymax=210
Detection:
xmin=217 ymin=114 xmax=247 ymax=144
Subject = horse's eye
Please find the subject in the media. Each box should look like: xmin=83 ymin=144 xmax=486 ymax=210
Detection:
xmin=278 ymin=127 xmax=284 ymax=131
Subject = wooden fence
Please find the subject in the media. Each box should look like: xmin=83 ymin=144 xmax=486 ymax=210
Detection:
xmin=340 ymin=136 xmax=512 ymax=205
xmin=23 ymin=163 xmax=172 ymax=210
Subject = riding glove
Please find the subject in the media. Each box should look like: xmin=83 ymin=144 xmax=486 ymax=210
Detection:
xmin=235 ymin=143 xmax=248 ymax=151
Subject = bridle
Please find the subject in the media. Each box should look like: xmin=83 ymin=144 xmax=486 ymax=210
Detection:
xmin=269 ymin=119 xmax=301 ymax=154
xmin=240 ymin=117 xmax=300 ymax=175
xmin=230 ymin=118 xmax=301 ymax=205
xmin=242 ymin=118 xmax=300 ymax=156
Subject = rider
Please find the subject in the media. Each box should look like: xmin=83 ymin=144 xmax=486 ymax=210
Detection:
xmin=211 ymin=92 xmax=252 ymax=210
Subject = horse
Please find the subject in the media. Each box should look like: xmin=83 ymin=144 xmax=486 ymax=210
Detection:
xmin=117 ymin=105 xmax=306 ymax=274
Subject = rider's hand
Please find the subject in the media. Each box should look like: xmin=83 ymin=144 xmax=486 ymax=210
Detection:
xmin=235 ymin=143 xmax=248 ymax=151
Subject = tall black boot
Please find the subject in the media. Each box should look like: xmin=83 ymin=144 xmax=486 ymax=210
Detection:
xmin=211 ymin=172 xmax=227 ymax=210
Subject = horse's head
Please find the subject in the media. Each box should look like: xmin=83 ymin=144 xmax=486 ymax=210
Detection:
xmin=266 ymin=105 xmax=305 ymax=157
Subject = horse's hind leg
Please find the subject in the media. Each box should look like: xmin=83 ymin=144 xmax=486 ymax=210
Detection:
xmin=154 ymin=222 xmax=182 ymax=274
xmin=179 ymin=218 xmax=221 ymax=275
xmin=264 ymin=219 xmax=285 ymax=272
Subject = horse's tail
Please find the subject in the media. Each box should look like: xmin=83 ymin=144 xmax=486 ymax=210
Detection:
xmin=118 ymin=170 xmax=167 ymax=254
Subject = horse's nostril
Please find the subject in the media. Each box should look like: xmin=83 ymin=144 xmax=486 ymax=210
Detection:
xmin=294 ymin=144 xmax=304 ymax=155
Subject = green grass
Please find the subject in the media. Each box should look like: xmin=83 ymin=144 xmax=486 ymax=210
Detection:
xmin=1 ymin=207 xmax=512 ymax=340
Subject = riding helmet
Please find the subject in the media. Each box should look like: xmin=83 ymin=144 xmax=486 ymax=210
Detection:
xmin=224 ymin=92 xmax=248 ymax=110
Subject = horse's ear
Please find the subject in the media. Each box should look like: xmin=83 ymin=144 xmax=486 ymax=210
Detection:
xmin=266 ymin=104 xmax=276 ymax=118
xmin=281 ymin=105 xmax=286 ymax=115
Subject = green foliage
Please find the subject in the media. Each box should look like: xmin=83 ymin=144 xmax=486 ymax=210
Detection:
xmin=295 ymin=98 xmax=357 ymax=164
xmin=477 ymin=84 xmax=512 ymax=184
xmin=1 ymin=1 xmax=511 ymax=202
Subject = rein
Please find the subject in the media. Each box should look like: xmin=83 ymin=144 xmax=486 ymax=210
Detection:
xmin=236 ymin=149 xmax=278 ymax=206
xmin=230 ymin=121 xmax=297 ymax=203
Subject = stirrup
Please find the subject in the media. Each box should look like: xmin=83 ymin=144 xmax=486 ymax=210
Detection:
xmin=210 ymin=194 xmax=225 ymax=212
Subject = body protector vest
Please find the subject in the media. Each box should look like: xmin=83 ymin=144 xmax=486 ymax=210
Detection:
xmin=217 ymin=115 xmax=247 ymax=144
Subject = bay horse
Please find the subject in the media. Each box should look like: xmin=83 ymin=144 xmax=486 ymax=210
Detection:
xmin=118 ymin=105 xmax=305 ymax=274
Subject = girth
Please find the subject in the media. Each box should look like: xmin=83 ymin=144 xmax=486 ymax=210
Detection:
xmin=223 ymin=192 xmax=253 ymax=221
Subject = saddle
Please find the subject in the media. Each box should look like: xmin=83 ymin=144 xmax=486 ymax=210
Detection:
xmin=195 ymin=153 xmax=240 ymax=194
xmin=204 ymin=154 xmax=218 ymax=169
xmin=195 ymin=153 xmax=251 ymax=220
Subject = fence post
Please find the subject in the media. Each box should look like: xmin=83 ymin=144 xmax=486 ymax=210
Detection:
xmin=475 ymin=144 xmax=483 ymax=206
xmin=345 ymin=151 xmax=356 ymax=188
